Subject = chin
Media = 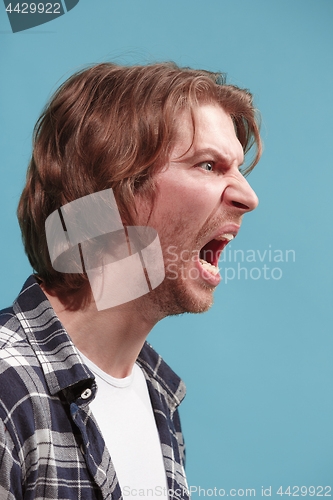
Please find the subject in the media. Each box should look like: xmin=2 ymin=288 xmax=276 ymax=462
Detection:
xmin=149 ymin=273 xmax=215 ymax=317
xmin=174 ymin=289 xmax=214 ymax=316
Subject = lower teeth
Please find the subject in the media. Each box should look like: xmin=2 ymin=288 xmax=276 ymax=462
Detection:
xmin=199 ymin=259 xmax=219 ymax=276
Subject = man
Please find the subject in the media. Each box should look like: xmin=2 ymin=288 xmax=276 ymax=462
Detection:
xmin=0 ymin=63 xmax=261 ymax=499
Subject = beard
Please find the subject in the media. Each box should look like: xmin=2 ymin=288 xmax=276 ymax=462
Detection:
xmin=147 ymin=265 xmax=215 ymax=318
xmin=134 ymin=191 xmax=239 ymax=318
xmin=144 ymin=217 xmax=220 ymax=318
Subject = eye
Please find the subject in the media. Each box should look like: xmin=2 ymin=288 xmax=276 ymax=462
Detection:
xmin=198 ymin=161 xmax=215 ymax=172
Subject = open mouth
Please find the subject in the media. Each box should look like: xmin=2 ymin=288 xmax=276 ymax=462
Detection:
xmin=199 ymin=233 xmax=234 ymax=275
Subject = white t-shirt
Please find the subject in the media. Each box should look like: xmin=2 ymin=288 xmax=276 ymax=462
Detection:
xmin=78 ymin=351 xmax=169 ymax=499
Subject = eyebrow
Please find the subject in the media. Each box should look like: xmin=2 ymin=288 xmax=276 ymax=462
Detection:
xmin=175 ymin=148 xmax=244 ymax=168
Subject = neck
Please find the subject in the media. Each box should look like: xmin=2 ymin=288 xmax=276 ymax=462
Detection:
xmin=42 ymin=286 xmax=162 ymax=378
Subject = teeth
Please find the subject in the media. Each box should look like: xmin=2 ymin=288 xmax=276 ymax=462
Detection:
xmin=215 ymin=233 xmax=234 ymax=242
xmin=199 ymin=259 xmax=220 ymax=276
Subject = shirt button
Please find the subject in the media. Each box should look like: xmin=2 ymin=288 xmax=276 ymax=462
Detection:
xmin=81 ymin=388 xmax=92 ymax=400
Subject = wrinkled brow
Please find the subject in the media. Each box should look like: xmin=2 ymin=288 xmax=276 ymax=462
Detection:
xmin=174 ymin=147 xmax=244 ymax=168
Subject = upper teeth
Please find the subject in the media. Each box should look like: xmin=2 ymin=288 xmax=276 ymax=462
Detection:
xmin=215 ymin=233 xmax=234 ymax=241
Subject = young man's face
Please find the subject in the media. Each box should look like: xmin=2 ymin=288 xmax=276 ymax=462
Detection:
xmin=137 ymin=103 xmax=258 ymax=317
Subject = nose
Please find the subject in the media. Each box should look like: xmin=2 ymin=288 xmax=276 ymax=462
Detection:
xmin=222 ymin=172 xmax=259 ymax=213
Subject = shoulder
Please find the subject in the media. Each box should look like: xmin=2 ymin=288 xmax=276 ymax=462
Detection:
xmin=0 ymin=322 xmax=48 ymax=429
xmin=0 ymin=303 xmax=42 ymax=402
xmin=0 ymin=319 xmax=51 ymax=489
xmin=0 ymin=304 xmax=42 ymax=392
xmin=0 ymin=305 xmax=25 ymax=344
xmin=0 ymin=303 xmax=51 ymax=445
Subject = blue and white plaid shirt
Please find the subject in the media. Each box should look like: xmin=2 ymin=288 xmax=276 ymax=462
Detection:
xmin=0 ymin=276 xmax=190 ymax=500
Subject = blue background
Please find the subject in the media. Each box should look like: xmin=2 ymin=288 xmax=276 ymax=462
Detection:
xmin=1 ymin=0 xmax=332 ymax=496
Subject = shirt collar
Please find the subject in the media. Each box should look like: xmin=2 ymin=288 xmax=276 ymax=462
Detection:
xmin=137 ymin=343 xmax=186 ymax=410
xmin=13 ymin=276 xmax=186 ymax=407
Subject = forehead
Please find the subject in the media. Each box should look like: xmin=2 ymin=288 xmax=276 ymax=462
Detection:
xmin=171 ymin=103 xmax=244 ymax=166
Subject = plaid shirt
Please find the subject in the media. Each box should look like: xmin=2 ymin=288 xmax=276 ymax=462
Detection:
xmin=0 ymin=276 xmax=189 ymax=500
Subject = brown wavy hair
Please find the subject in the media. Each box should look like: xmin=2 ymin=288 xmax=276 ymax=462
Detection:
xmin=17 ymin=62 xmax=262 ymax=299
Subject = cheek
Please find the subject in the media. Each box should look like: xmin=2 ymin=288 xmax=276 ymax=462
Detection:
xmin=175 ymin=183 xmax=221 ymax=221
xmin=157 ymin=174 xmax=220 ymax=217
